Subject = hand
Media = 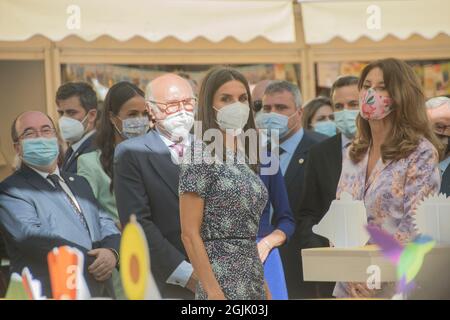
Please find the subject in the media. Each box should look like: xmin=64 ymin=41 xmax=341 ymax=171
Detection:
xmin=186 ymin=273 xmax=198 ymax=293
xmin=264 ymin=281 xmax=272 ymax=300
xmin=257 ymin=239 xmax=273 ymax=263
xmin=87 ymin=248 xmax=117 ymax=282
xmin=346 ymin=282 xmax=375 ymax=299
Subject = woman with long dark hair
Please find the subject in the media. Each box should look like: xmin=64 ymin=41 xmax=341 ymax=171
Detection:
xmin=179 ymin=67 xmax=270 ymax=300
xmin=335 ymin=58 xmax=443 ymax=298
xmin=78 ymin=81 xmax=148 ymax=299
xmin=78 ymin=81 xmax=148 ymax=223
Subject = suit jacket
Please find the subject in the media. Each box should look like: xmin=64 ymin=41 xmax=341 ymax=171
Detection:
xmin=62 ymin=133 xmax=97 ymax=174
xmin=0 ymin=165 xmax=120 ymax=298
xmin=114 ymin=130 xmax=192 ymax=299
xmin=441 ymin=164 xmax=450 ymax=196
xmin=297 ymin=133 xmax=343 ymax=249
xmin=278 ymin=130 xmax=327 ymax=299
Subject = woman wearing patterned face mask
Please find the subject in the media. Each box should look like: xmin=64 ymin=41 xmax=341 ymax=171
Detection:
xmin=179 ymin=67 xmax=271 ymax=300
xmin=334 ymin=58 xmax=444 ymax=299
xmin=77 ymin=81 xmax=149 ymax=298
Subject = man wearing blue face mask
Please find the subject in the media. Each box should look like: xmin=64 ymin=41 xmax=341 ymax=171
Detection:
xmin=296 ymin=75 xmax=359 ymax=298
xmin=256 ymin=81 xmax=327 ymax=299
xmin=56 ymin=82 xmax=98 ymax=174
xmin=0 ymin=111 xmax=121 ymax=298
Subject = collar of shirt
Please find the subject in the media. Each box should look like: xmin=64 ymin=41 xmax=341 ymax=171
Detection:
xmin=440 ymin=156 xmax=450 ymax=175
xmin=341 ymin=134 xmax=352 ymax=150
xmin=156 ymin=128 xmax=191 ymax=148
xmin=29 ymin=165 xmax=61 ymax=182
xmin=280 ymin=128 xmax=304 ymax=156
xmin=70 ymin=129 xmax=96 ymax=154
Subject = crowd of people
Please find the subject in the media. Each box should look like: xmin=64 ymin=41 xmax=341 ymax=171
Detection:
xmin=0 ymin=57 xmax=449 ymax=299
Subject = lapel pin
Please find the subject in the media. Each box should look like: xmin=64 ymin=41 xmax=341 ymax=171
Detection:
xmin=299 ymin=158 xmax=304 ymax=164
xmin=69 ymin=177 xmax=75 ymax=182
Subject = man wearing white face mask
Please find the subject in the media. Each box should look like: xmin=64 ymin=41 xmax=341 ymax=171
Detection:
xmin=56 ymin=82 xmax=98 ymax=173
xmin=114 ymin=74 xmax=198 ymax=299
xmin=256 ymin=81 xmax=327 ymax=299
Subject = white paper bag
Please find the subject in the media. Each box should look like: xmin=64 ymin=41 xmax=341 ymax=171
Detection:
xmin=312 ymin=192 xmax=369 ymax=248
xmin=415 ymin=193 xmax=450 ymax=244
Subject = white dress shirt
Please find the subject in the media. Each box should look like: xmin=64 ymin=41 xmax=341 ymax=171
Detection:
xmin=156 ymin=129 xmax=194 ymax=288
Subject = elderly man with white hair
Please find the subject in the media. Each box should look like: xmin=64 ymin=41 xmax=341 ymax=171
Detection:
xmin=426 ymin=96 xmax=450 ymax=195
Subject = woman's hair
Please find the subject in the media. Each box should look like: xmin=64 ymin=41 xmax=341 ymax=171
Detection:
xmin=302 ymin=96 xmax=333 ymax=130
xmin=96 ymin=81 xmax=145 ymax=191
xmin=197 ymin=66 xmax=258 ymax=172
xmin=349 ymin=58 xmax=444 ymax=163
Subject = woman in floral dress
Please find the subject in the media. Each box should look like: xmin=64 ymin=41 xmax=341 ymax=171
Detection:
xmin=179 ymin=67 xmax=270 ymax=300
xmin=334 ymin=58 xmax=443 ymax=298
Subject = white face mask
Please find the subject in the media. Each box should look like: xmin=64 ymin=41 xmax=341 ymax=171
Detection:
xmin=214 ymin=101 xmax=250 ymax=133
xmin=159 ymin=111 xmax=194 ymax=142
xmin=58 ymin=115 xmax=88 ymax=143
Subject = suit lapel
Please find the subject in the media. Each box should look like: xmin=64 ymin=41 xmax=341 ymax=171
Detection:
xmin=284 ymin=133 xmax=311 ymax=188
xmin=19 ymin=166 xmax=91 ymax=236
xmin=144 ymin=131 xmax=180 ymax=197
xmin=63 ymin=134 xmax=95 ymax=171
xmin=333 ymin=134 xmax=343 ymax=180
xmin=61 ymin=171 xmax=94 ymax=237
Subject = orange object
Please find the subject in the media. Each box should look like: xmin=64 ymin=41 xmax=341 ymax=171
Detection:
xmin=47 ymin=246 xmax=81 ymax=300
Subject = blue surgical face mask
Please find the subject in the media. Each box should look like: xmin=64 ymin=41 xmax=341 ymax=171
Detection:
xmin=333 ymin=109 xmax=359 ymax=138
xmin=21 ymin=137 xmax=59 ymax=167
xmin=314 ymin=120 xmax=337 ymax=137
xmin=255 ymin=112 xmax=294 ymax=139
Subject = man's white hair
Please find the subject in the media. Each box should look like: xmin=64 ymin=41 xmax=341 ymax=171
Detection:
xmin=426 ymin=96 xmax=450 ymax=109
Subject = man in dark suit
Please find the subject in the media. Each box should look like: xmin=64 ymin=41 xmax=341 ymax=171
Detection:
xmin=426 ymin=96 xmax=450 ymax=196
xmin=0 ymin=111 xmax=120 ymax=298
xmin=114 ymin=74 xmax=197 ymax=299
xmin=258 ymin=81 xmax=326 ymax=299
xmin=297 ymin=76 xmax=360 ymax=298
xmin=56 ymin=82 xmax=98 ymax=173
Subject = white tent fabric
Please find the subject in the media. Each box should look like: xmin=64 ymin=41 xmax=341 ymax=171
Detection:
xmin=299 ymin=0 xmax=450 ymax=44
xmin=0 ymin=0 xmax=296 ymax=43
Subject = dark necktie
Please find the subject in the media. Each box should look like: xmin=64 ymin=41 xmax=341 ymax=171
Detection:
xmin=47 ymin=174 xmax=89 ymax=233
xmin=266 ymin=143 xmax=285 ymax=156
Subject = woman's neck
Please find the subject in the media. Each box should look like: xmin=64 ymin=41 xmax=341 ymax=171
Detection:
xmin=369 ymin=118 xmax=392 ymax=150
xmin=224 ymin=132 xmax=237 ymax=152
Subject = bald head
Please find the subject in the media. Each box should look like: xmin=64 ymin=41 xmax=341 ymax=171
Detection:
xmin=252 ymin=80 xmax=272 ymax=102
xmin=146 ymin=73 xmax=194 ymax=102
xmin=12 ymin=111 xmax=56 ymax=143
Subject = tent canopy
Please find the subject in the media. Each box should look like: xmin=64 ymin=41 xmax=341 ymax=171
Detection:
xmin=0 ymin=0 xmax=296 ymax=43
xmin=299 ymin=0 xmax=450 ymax=44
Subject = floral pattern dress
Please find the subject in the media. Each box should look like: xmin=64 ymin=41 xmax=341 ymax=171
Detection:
xmin=334 ymin=137 xmax=441 ymax=297
xmin=179 ymin=141 xmax=268 ymax=300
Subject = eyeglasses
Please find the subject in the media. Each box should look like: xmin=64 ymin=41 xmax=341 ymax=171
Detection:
xmin=148 ymin=97 xmax=196 ymax=115
xmin=18 ymin=127 xmax=56 ymax=141
xmin=434 ymin=123 xmax=450 ymax=135
xmin=253 ymin=100 xmax=263 ymax=113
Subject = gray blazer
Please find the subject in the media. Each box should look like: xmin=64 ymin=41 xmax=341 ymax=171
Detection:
xmin=114 ymin=130 xmax=191 ymax=298
xmin=0 ymin=164 xmax=120 ymax=297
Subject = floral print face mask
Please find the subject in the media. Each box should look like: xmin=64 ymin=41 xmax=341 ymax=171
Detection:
xmin=359 ymin=88 xmax=394 ymax=120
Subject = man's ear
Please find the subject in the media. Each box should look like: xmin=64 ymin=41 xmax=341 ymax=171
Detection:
xmin=13 ymin=141 xmax=21 ymax=157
